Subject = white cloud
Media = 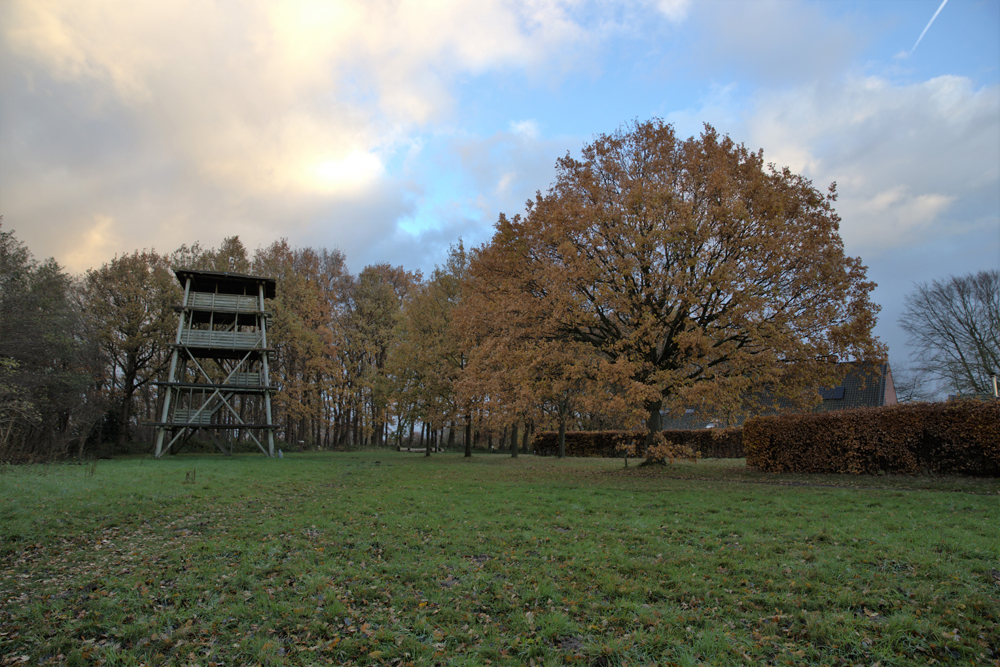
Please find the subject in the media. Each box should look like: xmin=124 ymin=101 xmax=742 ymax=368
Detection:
xmin=495 ymin=172 xmax=516 ymax=197
xmin=510 ymin=119 xmax=541 ymax=139
xmin=744 ymin=75 xmax=1000 ymax=252
xmin=654 ymin=0 xmax=691 ymax=23
xmin=4 ymin=0 xmax=995 ymax=307
xmin=663 ymin=60 xmax=998 ymax=360
xmin=1 ymin=0 xmax=596 ymax=273
xmin=849 ymin=187 xmax=955 ymax=248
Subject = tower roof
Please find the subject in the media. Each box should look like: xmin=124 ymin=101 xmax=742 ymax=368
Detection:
xmin=173 ymin=268 xmax=277 ymax=299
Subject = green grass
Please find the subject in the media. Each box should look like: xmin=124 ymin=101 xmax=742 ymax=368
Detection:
xmin=1 ymin=453 xmax=998 ymax=666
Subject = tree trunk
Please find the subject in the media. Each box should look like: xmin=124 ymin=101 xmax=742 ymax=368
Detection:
xmin=558 ymin=418 xmax=566 ymax=458
xmin=464 ymin=414 xmax=472 ymax=458
xmin=374 ymin=405 xmax=383 ymax=448
xmin=115 ymin=360 xmax=139 ymax=454
xmin=645 ymin=399 xmax=663 ymax=456
xmin=510 ymin=422 xmax=518 ymax=459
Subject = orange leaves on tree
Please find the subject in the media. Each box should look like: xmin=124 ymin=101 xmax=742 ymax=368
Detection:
xmin=464 ymin=119 xmax=886 ymax=458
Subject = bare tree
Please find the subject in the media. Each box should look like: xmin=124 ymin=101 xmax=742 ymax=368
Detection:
xmin=889 ymin=360 xmax=935 ymax=403
xmin=900 ymin=270 xmax=999 ymax=397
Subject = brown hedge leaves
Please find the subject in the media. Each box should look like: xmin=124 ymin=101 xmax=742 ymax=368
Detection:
xmin=532 ymin=428 xmax=744 ymax=460
xmin=745 ymin=401 xmax=1000 ymax=475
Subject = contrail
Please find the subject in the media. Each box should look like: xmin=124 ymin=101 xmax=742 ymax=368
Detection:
xmin=911 ymin=0 xmax=949 ymax=54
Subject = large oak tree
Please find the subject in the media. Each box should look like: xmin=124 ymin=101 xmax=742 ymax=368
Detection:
xmin=472 ymin=120 xmax=885 ymax=451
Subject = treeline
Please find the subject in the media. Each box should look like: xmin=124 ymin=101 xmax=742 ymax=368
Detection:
xmin=2 ymin=121 xmax=891 ymax=462
xmin=0 ymin=223 xmax=623 ymax=462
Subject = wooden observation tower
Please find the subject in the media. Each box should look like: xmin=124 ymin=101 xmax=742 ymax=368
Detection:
xmin=154 ymin=269 xmax=277 ymax=457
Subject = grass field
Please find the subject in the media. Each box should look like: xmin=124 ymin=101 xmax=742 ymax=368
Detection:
xmin=1 ymin=452 xmax=998 ymax=666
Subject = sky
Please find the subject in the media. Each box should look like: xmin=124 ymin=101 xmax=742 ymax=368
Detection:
xmin=1 ymin=0 xmax=998 ymax=370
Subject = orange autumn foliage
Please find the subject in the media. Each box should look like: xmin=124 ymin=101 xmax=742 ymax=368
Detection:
xmin=465 ymin=119 xmax=885 ymax=460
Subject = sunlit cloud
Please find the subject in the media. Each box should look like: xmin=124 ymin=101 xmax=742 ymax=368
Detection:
xmin=1 ymin=0 xmax=597 ymax=272
xmin=63 ymin=214 xmax=120 ymax=274
xmin=4 ymin=0 xmax=590 ymax=199
xmin=307 ymin=151 xmax=385 ymax=196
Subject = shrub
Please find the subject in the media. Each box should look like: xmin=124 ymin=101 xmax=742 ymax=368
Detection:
xmin=661 ymin=428 xmax=743 ymax=458
xmin=532 ymin=427 xmax=744 ymax=459
xmin=618 ymin=431 xmax=700 ymax=465
xmin=744 ymin=400 xmax=1000 ymax=476
xmin=532 ymin=430 xmax=640 ymax=458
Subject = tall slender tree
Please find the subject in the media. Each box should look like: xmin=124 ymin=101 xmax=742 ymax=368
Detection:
xmin=342 ymin=265 xmax=418 ymax=447
xmin=83 ymin=250 xmax=179 ymax=452
xmin=254 ymin=240 xmax=349 ymax=449
xmin=389 ymin=243 xmax=473 ymax=455
xmin=1 ymin=221 xmax=103 ymax=460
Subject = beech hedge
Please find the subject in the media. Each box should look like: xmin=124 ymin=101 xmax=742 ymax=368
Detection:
xmin=532 ymin=428 xmax=744 ymax=459
xmin=744 ymin=400 xmax=1000 ymax=476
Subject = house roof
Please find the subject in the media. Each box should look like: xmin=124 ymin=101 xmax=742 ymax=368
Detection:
xmin=661 ymin=361 xmax=896 ymax=429
xmin=814 ymin=362 xmax=895 ymax=412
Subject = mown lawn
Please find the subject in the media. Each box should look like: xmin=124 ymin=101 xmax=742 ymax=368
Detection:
xmin=1 ymin=452 xmax=997 ymax=666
